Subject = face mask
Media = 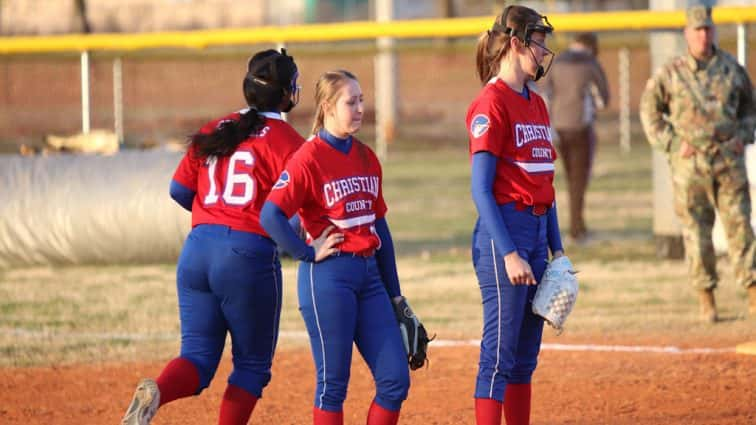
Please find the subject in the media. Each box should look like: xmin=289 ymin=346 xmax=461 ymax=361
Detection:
xmin=492 ymin=8 xmax=554 ymax=82
xmin=525 ymin=39 xmax=553 ymax=82
xmin=528 ymin=48 xmax=545 ymax=81
xmin=282 ymin=72 xmax=301 ymax=113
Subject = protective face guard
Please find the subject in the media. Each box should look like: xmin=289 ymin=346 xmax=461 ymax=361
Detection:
xmin=491 ymin=13 xmax=555 ymax=80
xmin=491 ymin=11 xmax=554 ymax=44
xmin=288 ymin=71 xmax=302 ymax=111
xmin=528 ymin=37 xmax=554 ymax=80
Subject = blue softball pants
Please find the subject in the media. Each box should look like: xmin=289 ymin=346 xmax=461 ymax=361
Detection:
xmin=176 ymin=224 xmax=282 ymax=398
xmin=298 ymin=254 xmax=410 ymax=412
xmin=472 ymin=203 xmax=548 ymax=401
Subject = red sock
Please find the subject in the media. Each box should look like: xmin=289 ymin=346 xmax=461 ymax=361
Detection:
xmin=503 ymin=383 xmax=531 ymax=425
xmin=155 ymin=357 xmax=200 ymax=406
xmin=218 ymin=384 xmax=258 ymax=425
xmin=475 ymin=398 xmax=502 ymax=425
xmin=366 ymin=400 xmax=400 ymax=425
xmin=313 ymin=406 xmax=343 ymax=425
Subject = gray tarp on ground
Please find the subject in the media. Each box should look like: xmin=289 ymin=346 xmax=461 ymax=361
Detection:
xmin=0 ymin=150 xmax=190 ymax=269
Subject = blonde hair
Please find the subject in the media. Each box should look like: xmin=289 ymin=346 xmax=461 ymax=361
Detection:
xmin=475 ymin=5 xmax=544 ymax=85
xmin=311 ymin=69 xmax=358 ymax=135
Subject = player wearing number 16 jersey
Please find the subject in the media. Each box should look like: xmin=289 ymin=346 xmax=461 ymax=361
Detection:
xmin=121 ymin=49 xmax=304 ymax=425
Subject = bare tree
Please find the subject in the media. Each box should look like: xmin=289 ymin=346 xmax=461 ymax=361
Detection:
xmin=440 ymin=0 xmax=455 ymax=18
xmin=74 ymin=0 xmax=91 ymax=33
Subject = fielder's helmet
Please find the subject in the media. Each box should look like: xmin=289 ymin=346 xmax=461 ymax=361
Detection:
xmin=243 ymin=48 xmax=299 ymax=112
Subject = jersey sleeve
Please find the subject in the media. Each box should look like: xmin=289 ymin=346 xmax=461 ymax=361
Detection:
xmin=468 ymin=98 xmax=508 ymax=158
xmin=374 ymin=160 xmax=388 ymax=219
xmin=172 ymin=145 xmax=201 ymax=191
xmin=280 ymin=133 xmax=306 ymax=175
xmin=265 ymin=123 xmax=306 ymax=184
xmin=265 ymin=152 xmax=312 ymax=218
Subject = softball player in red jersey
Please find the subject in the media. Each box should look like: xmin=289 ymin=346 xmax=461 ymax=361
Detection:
xmin=121 ymin=49 xmax=309 ymax=425
xmin=467 ymin=6 xmax=565 ymax=425
xmin=260 ymin=70 xmax=410 ymax=425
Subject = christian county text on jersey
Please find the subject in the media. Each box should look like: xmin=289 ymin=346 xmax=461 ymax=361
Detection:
xmin=466 ymin=78 xmax=557 ymax=209
xmin=266 ymin=135 xmax=386 ymax=255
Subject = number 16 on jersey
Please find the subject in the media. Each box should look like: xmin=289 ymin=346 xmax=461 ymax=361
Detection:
xmin=203 ymin=152 xmax=256 ymax=206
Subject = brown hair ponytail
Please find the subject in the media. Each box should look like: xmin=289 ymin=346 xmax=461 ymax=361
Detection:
xmin=475 ymin=29 xmax=510 ymax=85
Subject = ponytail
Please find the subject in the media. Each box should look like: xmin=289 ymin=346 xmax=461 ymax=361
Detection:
xmin=475 ymin=30 xmax=508 ymax=85
xmin=190 ymin=110 xmax=265 ymax=158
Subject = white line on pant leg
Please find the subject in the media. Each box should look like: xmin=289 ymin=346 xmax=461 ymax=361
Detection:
xmin=309 ymin=262 xmax=328 ymax=409
xmin=488 ymin=239 xmax=502 ymax=398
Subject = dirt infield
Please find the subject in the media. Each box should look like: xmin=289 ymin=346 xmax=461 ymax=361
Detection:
xmin=1 ymin=339 xmax=754 ymax=424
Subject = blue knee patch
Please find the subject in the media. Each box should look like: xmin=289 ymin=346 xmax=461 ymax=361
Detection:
xmin=316 ymin=381 xmax=349 ymax=411
xmin=375 ymin=370 xmax=410 ymax=411
xmin=508 ymin=365 xmax=536 ymax=384
xmin=228 ymin=369 xmax=271 ymax=398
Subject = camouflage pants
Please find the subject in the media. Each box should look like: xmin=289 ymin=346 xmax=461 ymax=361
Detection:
xmin=669 ymin=149 xmax=756 ymax=290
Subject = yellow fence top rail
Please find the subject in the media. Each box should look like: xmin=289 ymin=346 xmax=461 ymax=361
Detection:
xmin=1 ymin=6 xmax=755 ymax=55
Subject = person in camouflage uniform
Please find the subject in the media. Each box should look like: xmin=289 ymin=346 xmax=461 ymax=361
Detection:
xmin=640 ymin=4 xmax=756 ymax=322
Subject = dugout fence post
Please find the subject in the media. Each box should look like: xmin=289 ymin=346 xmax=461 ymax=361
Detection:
xmin=618 ymin=47 xmax=630 ymax=154
xmin=80 ymin=50 xmax=91 ymax=134
xmin=277 ymin=42 xmax=288 ymax=122
xmin=736 ymin=23 xmax=748 ymax=67
xmin=375 ymin=0 xmax=397 ymax=161
xmin=113 ymin=57 xmax=124 ymax=145
xmin=649 ymin=0 xmax=687 ymax=259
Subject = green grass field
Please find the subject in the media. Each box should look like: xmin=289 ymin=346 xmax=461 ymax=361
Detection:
xmin=1 ymin=139 xmax=754 ymax=368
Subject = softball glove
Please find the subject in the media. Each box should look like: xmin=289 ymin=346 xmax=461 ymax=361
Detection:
xmin=532 ymin=255 xmax=579 ymax=332
xmin=392 ymin=296 xmax=433 ymax=370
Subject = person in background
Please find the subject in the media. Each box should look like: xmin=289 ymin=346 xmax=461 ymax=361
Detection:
xmin=640 ymin=4 xmax=756 ymax=322
xmin=542 ymin=31 xmax=609 ymax=243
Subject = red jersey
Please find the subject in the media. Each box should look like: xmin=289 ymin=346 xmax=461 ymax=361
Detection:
xmin=172 ymin=110 xmax=305 ymax=236
xmin=266 ymin=135 xmax=386 ymax=255
xmin=466 ymin=78 xmax=556 ymax=208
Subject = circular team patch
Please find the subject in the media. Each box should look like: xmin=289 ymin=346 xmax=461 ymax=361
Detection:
xmin=273 ymin=170 xmax=290 ymax=190
xmin=471 ymin=114 xmax=490 ymax=138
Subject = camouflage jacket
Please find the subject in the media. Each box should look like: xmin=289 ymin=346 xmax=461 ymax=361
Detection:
xmin=640 ymin=47 xmax=756 ymax=154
